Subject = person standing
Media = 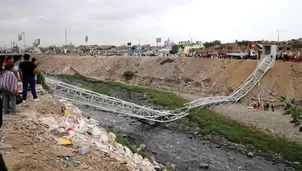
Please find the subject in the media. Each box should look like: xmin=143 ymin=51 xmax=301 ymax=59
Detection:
xmin=271 ymin=103 xmax=275 ymax=112
xmin=0 ymin=60 xmax=12 ymax=150
xmin=0 ymin=59 xmax=4 ymax=124
xmin=31 ymin=57 xmax=38 ymax=84
xmin=19 ymin=54 xmax=39 ymax=102
xmin=0 ymin=64 xmax=18 ymax=114
xmin=5 ymin=56 xmax=18 ymax=79
xmin=266 ymin=103 xmax=270 ymax=111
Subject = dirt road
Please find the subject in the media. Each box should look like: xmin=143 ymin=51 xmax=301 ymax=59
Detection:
xmin=214 ymin=104 xmax=302 ymax=144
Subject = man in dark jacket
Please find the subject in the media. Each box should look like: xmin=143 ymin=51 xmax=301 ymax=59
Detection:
xmin=19 ymin=54 xmax=39 ymax=102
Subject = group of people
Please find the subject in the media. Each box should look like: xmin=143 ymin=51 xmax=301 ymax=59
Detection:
xmin=252 ymin=102 xmax=275 ymax=112
xmin=0 ymin=54 xmax=39 ymax=148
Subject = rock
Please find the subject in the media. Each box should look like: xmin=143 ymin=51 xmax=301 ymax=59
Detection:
xmin=19 ymin=149 xmax=25 ymax=153
xmin=151 ymin=156 xmax=156 ymax=161
xmin=247 ymin=152 xmax=254 ymax=158
xmin=136 ymin=148 xmax=142 ymax=152
xmin=199 ymin=163 xmax=209 ymax=169
xmin=139 ymin=144 xmax=146 ymax=150
xmin=228 ymin=157 xmax=235 ymax=161
xmin=108 ymin=132 xmax=116 ymax=140
xmin=170 ymin=163 xmax=176 ymax=169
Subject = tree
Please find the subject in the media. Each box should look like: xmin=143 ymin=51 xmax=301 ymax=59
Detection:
xmin=213 ymin=40 xmax=221 ymax=46
xmin=236 ymin=40 xmax=250 ymax=52
xmin=292 ymin=42 xmax=302 ymax=50
xmin=170 ymin=45 xmax=179 ymax=54
xmin=242 ymin=40 xmax=249 ymax=47
xmin=280 ymin=96 xmax=302 ymax=131
xmin=203 ymin=42 xmax=213 ymax=49
xmin=131 ymin=46 xmax=137 ymax=51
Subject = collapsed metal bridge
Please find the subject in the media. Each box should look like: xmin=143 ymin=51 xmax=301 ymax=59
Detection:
xmin=45 ymin=56 xmax=275 ymax=122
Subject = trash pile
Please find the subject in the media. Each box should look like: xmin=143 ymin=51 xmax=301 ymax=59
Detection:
xmin=39 ymin=99 xmax=160 ymax=171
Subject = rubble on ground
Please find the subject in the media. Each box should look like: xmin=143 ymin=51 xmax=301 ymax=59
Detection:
xmin=1 ymin=96 xmax=161 ymax=171
xmin=40 ymin=99 xmax=161 ymax=171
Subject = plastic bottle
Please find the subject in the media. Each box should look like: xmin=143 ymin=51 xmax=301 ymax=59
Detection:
xmin=79 ymin=146 xmax=90 ymax=155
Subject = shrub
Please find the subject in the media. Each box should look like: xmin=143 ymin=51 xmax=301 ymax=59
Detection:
xmin=36 ymin=69 xmax=50 ymax=91
xmin=123 ymin=71 xmax=135 ymax=81
xmin=227 ymin=86 xmax=234 ymax=94
xmin=160 ymin=58 xmax=174 ymax=65
xmin=280 ymin=96 xmax=302 ymax=131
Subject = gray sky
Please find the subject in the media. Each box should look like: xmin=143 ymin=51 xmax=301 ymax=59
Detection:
xmin=0 ymin=0 xmax=301 ymax=47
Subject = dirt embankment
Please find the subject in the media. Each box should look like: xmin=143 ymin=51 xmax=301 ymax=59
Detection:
xmin=1 ymin=95 xmax=130 ymax=171
xmin=37 ymin=55 xmax=302 ymax=102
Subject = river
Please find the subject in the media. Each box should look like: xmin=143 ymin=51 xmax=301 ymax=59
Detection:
xmin=48 ymin=76 xmax=294 ymax=171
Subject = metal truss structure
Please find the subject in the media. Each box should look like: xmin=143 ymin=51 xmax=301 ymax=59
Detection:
xmin=46 ymin=56 xmax=274 ymax=122
xmin=46 ymin=78 xmax=189 ymax=122
xmin=185 ymin=55 xmax=275 ymax=109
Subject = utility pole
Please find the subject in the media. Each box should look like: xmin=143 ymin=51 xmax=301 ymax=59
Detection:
xmin=189 ymin=35 xmax=193 ymax=44
xmin=18 ymin=32 xmax=25 ymax=51
xmin=23 ymin=32 xmax=26 ymax=49
xmin=277 ymin=30 xmax=281 ymax=42
xmin=65 ymin=28 xmax=68 ymax=46
xmin=138 ymin=37 xmax=141 ymax=45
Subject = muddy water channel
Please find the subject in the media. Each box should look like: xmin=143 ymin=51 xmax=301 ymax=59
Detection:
xmin=49 ymin=76 xmax=294 ymax=171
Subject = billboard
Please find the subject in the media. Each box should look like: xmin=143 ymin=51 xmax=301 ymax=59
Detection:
xmin=18 ymin=34 xmax=22 ymax=41
xmin=127 ymin=42 xmax=131 ymax=46
xmin=34 ymin=39 xmax=40 ymax=45
xmin=85 ymin=36 xmax=88 ymax=43
xmin=156 ymin=38 xmax=161 ymax=43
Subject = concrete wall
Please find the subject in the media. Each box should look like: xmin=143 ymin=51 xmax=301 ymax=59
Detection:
xmin=263 ymin=45 xmax=277 ymax=59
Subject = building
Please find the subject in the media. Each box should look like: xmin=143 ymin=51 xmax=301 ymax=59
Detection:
xmin=179 ymin=41 xmax=191 ymax=47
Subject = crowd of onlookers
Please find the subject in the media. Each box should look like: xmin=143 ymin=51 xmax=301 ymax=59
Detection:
xmin=251 ymin=102 xmax=275 ymax=112
xmin=275 ymin=54 xmax=302 ymax=62
xmin=0 ymin=54 xmax=39 ymax=151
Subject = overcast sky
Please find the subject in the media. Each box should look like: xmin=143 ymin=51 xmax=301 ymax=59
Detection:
xmin=0 ymin=0 xmax=301 ymax=47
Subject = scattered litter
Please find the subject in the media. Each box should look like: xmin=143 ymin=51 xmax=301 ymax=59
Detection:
xmin=59 ymin=137 xmax=72 ymax=145
xmin=38 ymin=100 xmax=160 ymax=171
xmin=79 ymin=146 xmax=90 ymax=155
xmin=73 ymin=162 xmax=79 ymax=167
xmin=65 ymin=156 xmax=72 ymax=161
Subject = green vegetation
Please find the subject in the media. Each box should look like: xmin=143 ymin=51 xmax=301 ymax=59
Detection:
xmin=115 ymin=134 xmax=152 ymax=161
xmin=58 ymin=75 xmax=302 ymax=169
xmin=105 ymin=128 xmax=152 ymax=161
xmin=123 ymin=71 xmax=135 ymax=81
xmin=280 ymin=96 xmax=302 ymax=131
xmin=36 ymin=69 xmax=50 ymax=91
xmin=107 ymin=81 xmax=187 ymax=109
xmin=80 ymin=82 xmax=109 ymax=95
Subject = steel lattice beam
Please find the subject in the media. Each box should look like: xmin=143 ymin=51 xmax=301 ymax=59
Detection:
xmin=46 ymin=56 xmax=274 ymax=122
xmin=46 ymin=79 xmax=189 ymax=122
